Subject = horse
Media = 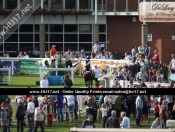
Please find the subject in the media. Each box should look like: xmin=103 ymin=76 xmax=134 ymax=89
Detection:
xmin=83 ymin=70 xmax=95 ymax=88
xmin=36 ymin=58 xmax=53 ymax=68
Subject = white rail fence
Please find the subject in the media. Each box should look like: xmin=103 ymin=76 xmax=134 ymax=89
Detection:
xmin=0 ymin=68 xmax=11 ymax=85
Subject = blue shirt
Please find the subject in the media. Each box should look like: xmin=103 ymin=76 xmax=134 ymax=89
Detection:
xmin=49 ymin=95 xmax=56 ymax=101
xmin=56 ymin=95 xmax=63 ymax=108
xmin=74 ymin=95 xmax=77 ymax=101
xmin=131 ymin=48 xmax=136 ymax=58
xmin=121 ymin=116 xmax=130 ymax=128
xmin=135 ymin=96 xmax=143 ymax=109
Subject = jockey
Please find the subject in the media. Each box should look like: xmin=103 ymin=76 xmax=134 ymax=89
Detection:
xmin=85 ymin=56 xmax=91 ymax=72
xmin=50 ymin=45 xmax=57 ymax=60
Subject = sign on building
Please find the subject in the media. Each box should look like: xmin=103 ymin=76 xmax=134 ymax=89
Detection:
xmin=147 ymin=34 xmax=152 ymax=41
xmin=172 ymin=36 xmax=175 ymax=40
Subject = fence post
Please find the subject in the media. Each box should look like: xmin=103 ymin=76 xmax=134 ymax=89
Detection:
xmin=71 ymin=68 xmax=74 ymax=84
xmin=11 ymin=60 xmax=14 ymax=75
xmin=8 ymin=68 xmax=11 ymax=85
xmin=79 ymin=60 xmax=81 ymax=75
xmin=55 ymin=60 xmax=58 ymax=76
xmin=40 ymin=68 xmax=42 ymax=81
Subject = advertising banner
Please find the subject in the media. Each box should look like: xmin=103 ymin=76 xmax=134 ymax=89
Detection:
xmin=3 ymin=61 xmax=18 ymax=73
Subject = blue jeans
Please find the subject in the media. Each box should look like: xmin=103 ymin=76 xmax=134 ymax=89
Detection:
xmin=27 ymin=113 xmax=34 ymax=132
xmin=56 ymin=107 xmax=63 ymax=122
xmin=63 ymin=103 xmax=69 ymax=121
xmin=7 ymin=116 xmax=11 ymax=132
xmin=136 ymin=107 xmax=142 ymax=119
xmin=86 ymin=108 xmax=93 ymax=117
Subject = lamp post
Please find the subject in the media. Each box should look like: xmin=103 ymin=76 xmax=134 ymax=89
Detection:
xmin=93 ymin=0 xmax=99 ymax=45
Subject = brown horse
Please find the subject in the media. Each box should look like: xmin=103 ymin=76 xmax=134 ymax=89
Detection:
xmin=83 ymin=71 xmax=95 ymax=88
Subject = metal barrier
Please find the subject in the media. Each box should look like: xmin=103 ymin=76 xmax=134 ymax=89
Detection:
xmin=0 ymin=68 xmax=11 ymax=85
xmin=70 ymin=128 xmax=174 ymax=132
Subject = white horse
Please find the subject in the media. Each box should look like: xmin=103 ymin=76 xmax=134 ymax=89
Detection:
xmin=36 ymin=58 xmax=52 ymax=68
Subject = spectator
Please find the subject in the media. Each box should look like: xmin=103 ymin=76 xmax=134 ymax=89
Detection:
xmin=63 ymin=95 xmax=69 ymax=121
xmin=135 ymin=95 xmax=143 ymax=127
xmin=63 ymin=49 xmax=74 ymax=68
xmin=93 ymin=65 xmax=102 ymax=85
xmin=94 ymin=82 xmax=100 ymax=88
xmin=15 ymin=95 xmax=24 ymax=104
xmin=138 ymin=43 xmax=145 ymax=55
xmin=156 ymin=71 xmax=163 ymax=83
xmin=159 ymin=100 xmax=169 ymax=128
xmin=54 ymin=95 xmax=63 ymax=122
xmin=169 ymin=104 xmax=175 ymax=120
xmin=123 ymin=52 xmax=132 ymax=61
xmin=3 ymin=50 xmax=10 ymax=57
xmin=16 ymin=99 xmax=25 ymax=132
xmin=104 ymin=95 xmax=113 ymax=117
xmin=63 ymin=74 xmax=73 ymax=88
xmin=43 ymin=51 xmax=50 ymax=58
xmin=40 ymin=75 xmax=49 ymax=89
xmin=120 ymin=111 xmax=130 ymax=129
xmin=49 ymin=95 xmax=56 ymax=121
xmin=0 ymin=102 xmax=10 ymax=132
xmin=85 ymin=95 xmax=96 ymax=117
xmin=33 ymin=95 xmax=39 ymax=109
xmin=150 ymin=117 xmax=162 ymax=129
xmin=169 ymin=54 xmax=175 ymax=70
xmin=6 ymin=98 xmax=12 ymax=132
xmin=82 ymin=114 xmax=95 ymax=128
xmin=66 ymin=95 xmax=75 ymax=122
xmin=121 ymin=97 xmax=129 ymax=117
xmin=106 ymin=110 xmax=120 ymax=128
xmin=92 ymin=41 xmax=101 ymax=53
xmin=109 ymin=52 xmax=115 ymax=60
xmin=27 ymin=98 xmax=35 ymax=132
xmin=136 ymin=68 xmax=148 ymax=82
xmin=73 ymin=95 xmax=78 ymax=120
xmin=46 ymin=99 xmax=54 ymax=127
xmin=152 ymin=50 xmax=159 ymax=62
xmin=33 ymin=47 xmax=40 ymax=57
xmin=79 ymin=49 xmax=86 ymax=59
xmin=94 ymin=51 xmax=101 ymax=59
xmin=101 ymin=103 xmax=108 ymax=128
xmin=131 ymin=45 xmax=137 ymax=61
xmin=23 ymin=51 xmax=29 ymax=58
xmin=32 ymin=103 xmax=46 ymax=132
xmin=145 ymin=42 xmax=151 ymax=58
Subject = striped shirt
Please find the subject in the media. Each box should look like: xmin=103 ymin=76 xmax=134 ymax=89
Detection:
xmin=135 ymin=96 xmax=143 ymax=109
xmin=15 ymin=95 xmax=24 ymax=100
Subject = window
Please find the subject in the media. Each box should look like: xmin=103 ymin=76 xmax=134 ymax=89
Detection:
xmin=64 ymin=43 xmax=78 ymax=52
xmin=50 ymin=34 xmax=63 ymax=42
xmin=79 ymin=25 xmax=92 ymax=32
xmin=0 ymin=1 xmax=2 ymax=8
xmin=4 ymin=43 xmax=18 ymax=51
xmin=99 ymin=34 xmax=106 ymax=42
xmin=50 ymin=25 xmax=63 ymax=32
xmin=79 ymin=34 xmax=92 ymax=42
xmin=93 ymin=0 xmax=106 ymax=10
xmin=35 ymin=34 xmax=48 ymax=42
xmin=20 ymin=34 xmax=33 ymax=42
xmin=65 ymin=25 xmax=77 ymax=32
xmin=5 ymin=34 xmax=18 ymax=42
xmin=65 ymin=0 xmax=76 ymax=9
xmin=44 ymin=0 xmax=48 ymax=8
xmin=35 ymin=25 xmax=48 ymax=32
xmin=79 ymin=43 xmax=92 ymax=52
xmin=80 ymin=0 xmax=90 ymax=9
xmin=50 ymin=43 xmax=63 ymax=51
xmin=6 ymin=0 xmax=17 ymax=9
xmin=20 ymin=24 xmax=33 ymax=32
xmin=19 ymin=43 xmax=33 ymax=51
xmin=35 ymin=43 xmax=48 ymax=52
xmin=99 ymin=24 xmax=106 ymax=32
xmin=51 ymin=0 xmax=62 ymax=10
xmin=64 ymin=34 xmax=77 ymax=42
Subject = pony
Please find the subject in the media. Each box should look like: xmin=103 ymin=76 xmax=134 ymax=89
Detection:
xmin=83 ymin=70 xmax=95 ymax=88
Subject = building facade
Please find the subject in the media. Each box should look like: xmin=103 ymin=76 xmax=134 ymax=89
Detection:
xmin=0 ymin=0 xmax=174 ymax=64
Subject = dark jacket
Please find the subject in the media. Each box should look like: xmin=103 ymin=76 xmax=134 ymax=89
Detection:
xmin=169 ymin=110 xmax=175 ymax=120
xmin=47 ymin=104 xmax=54 ymax=114
xmin=15 ymin=103 xmax=25 ymax=118
xmin=56 ymin=95 xmax=63 ymax=108
xmin=106 ymin=115 xmax=120 ymax=128
xmin=33 ymin=97 xmax=39 ymax=108
xmin=82 ymin=119 xmax=95 ymax=128
xmin=64 ymin=78 xmax=73 ymax=88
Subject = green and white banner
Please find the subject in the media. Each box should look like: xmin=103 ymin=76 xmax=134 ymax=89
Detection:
xmin=18 ymin=60 xmax=42 ymax=73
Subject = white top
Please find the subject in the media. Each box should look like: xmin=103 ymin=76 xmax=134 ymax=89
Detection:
xmin=63 ymin=52 xmax=73 ymax=61
xmin=104 ymin=96 xmax=112 ymax=109
xmin=40 ymin=80 xmax=49 ymax=88
xmin=94 ymin=54 xmax=102 ymax=59
xmin=101 ymin=108 xmax=108 ymax=117
xmin=66 ymin=95 xmax=75 ymax=105
xmin=33 ymin=50 xmax=40 ymax=56
xmin=27 ymin=102 xmax=35 ymax=113
xmin=138 ymin=46 xmax=144 ymax=54
xmin=63 ymin=95 xmax=67 ymax=103
xmin=34 ymin=107 xmax=46 ymax=121
xmin=93 ymin=44 xmax=101 ymax=53
xmin=94 ymin=68 xmax=101 ymax=78
xmin=121 ymin=116 xmax=130 ymax=129
xmin=23 ymin=55 xmax=29 ymax=58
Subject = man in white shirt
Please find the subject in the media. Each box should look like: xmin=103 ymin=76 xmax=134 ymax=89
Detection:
xmin=27 ymin=98 xmax=35 ymax=132
xmin=94 ymin=51 xmax=102 ymax=59
xmin=92 ymin=41 xmax=101 ymax=53
xmin=93 ymin=65 xmax=101 ymax=85
xmin=123 ymin=52 xmax=132 ymax=61
xmin=40 ymin=75 xmax=49 ymax=88
xmin=32 ymin=103 xmax=46 ymax=132
xmin=63 ymin=49 xmax=74 ymax=68
xmin=120 ymin=111 xmax=130 ymax=129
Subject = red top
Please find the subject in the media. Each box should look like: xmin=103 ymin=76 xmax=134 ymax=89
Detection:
xmin=154 ymin=105 xmax=159 ymax=114
xmin=95 ymin=86 xmax=99 ymax=88
xmin=152 ymin=54 xmax=159 ymax=62
xmin=24 ymin=95 xmax=32 ymax=101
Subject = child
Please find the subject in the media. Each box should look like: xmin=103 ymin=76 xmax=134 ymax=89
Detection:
xmin=101 ymin=103 xmax=108 ymax=128
xmin=154 ymin=101 xmax=159 ymax=118
xmin=47 ymin=99 xmax=54 ymax=127
xmin=94 ymin=82 xmax=99 ymax=88
xmin=156 ymin=71 xmax=163 ymax=83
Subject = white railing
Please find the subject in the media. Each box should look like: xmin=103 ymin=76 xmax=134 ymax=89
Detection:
xmin=39 ymin=68 xmax=74 ymax=83
xmin=0 ymin=68 xmax=11 ymax=85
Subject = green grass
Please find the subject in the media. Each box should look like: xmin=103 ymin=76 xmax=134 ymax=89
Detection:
xmin=0 ymin=75 xmax=94 ymax=88
xmin=2 ymin=105 xmax=155 ymax=132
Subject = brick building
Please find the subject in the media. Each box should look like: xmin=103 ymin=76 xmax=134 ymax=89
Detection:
xmin=0 ymin=0 xmax=174 ymax=64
